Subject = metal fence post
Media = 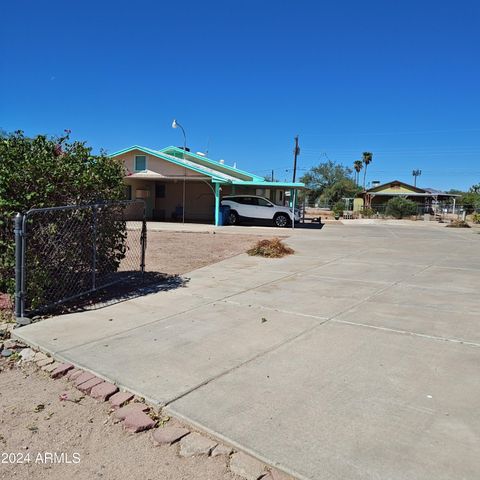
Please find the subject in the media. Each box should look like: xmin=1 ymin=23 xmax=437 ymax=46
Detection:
xmin=14 ymin=213 xmax=28 ymax=325
xmin=140 ymin=203 xmax=147 ymax=278
xmin=92 ymin=205 xmax=98 ymax=290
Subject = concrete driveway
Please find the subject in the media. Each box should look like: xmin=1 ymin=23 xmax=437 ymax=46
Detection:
xmin=15 ymin=222 xmax=480 ymax=480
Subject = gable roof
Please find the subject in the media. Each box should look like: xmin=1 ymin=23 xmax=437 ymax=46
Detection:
xmin=366 ymin=180 xmax=426 ymax=194
xmin=110 ymin=145 xmax=239 ymax=182
xmin=160 ymin=146 xmax=265 ymax=182
xmin=111 ymin=145 xmax=305 ymax=188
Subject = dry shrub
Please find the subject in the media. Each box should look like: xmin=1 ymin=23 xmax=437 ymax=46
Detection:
xmin=446 ymin=220 xmax=471 ymax=228
xmin=247 ymin=238 xmax=294 ymax=258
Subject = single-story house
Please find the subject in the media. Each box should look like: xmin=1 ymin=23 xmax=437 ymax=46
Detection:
xmin=353 ymin=180 xmax=459 ymax=213
xmin=110 ymin=145 xmax=304 ymax=225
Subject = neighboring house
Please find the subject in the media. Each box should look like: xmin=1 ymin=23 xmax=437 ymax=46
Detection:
xmin=110 ymin=145 xmax=304 ymax=225
xmin=353 ymin=180 xmax=459 ymax=213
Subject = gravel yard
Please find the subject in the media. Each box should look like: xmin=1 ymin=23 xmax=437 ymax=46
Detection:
xmin=144 ymin=231 xmax=268 ymax=275
xmin=0 ymin=359 xmax=239 ymax=480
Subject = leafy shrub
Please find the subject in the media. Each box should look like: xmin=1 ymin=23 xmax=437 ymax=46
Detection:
xmin=0 ymin=130 xmax=126 ymax=301
xmin=332 ymin=200 xmax=346 ymax=217
xmin=472 ymin=212 xmax=480 ymax=224
xmin=361 ymin=207 xmax=375 ymax=218
xmin=247 ymin=238 xmax=294 ymax=258
xmin=385 ymin=197 xmax=418 ymax=219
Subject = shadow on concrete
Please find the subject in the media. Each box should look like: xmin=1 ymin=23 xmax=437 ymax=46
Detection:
xmin=47 ymin=272 xmax=189 ymax=315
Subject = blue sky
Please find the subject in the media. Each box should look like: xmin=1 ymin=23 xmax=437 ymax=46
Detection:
xmin=1 ymin=0 xmax=479 ymax=190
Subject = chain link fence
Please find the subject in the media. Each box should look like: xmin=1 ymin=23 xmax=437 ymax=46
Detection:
xmin=15 ymin=200 xmax=146 ymax=319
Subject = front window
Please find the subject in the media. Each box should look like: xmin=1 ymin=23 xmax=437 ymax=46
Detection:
xmin=134 ymin=155 xmax=147 ymax=171
xmin=257 ymin=198 xmax=272 ymax=207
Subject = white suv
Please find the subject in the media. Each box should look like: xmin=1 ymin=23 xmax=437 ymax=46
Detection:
xmin=221 ymin=195 xmax=300 ymax=227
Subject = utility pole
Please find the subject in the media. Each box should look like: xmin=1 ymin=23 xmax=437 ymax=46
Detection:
xmin=292 ymin=135 xmax=300 ymax=182
xmin=291 ymin=136 xmax=300 ymax=230
xmin=271 ymin=169 xmax=274 ymax=182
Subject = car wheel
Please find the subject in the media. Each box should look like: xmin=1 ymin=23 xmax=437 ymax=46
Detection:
xmin=229 ymin=211 xmax=239 ymax=225
xmin=274 ymin=213 xmax=289 ymax=227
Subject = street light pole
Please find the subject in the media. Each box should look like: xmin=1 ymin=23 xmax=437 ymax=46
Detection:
xmin=172 ymin=119 xmax=187 ymax=223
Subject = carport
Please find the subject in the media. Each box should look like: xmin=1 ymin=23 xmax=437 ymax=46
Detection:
xmin=112 ymin=145 xmax=304 ymax=225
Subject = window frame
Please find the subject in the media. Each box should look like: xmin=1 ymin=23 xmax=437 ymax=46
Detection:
xmin=134 ymin=155 xmax=147 ymax=172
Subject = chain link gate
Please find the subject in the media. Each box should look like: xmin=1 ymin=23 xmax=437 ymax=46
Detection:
xmin=14 ymin=200 xmax=146 ymax=323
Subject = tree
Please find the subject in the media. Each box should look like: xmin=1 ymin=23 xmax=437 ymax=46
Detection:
xmin=362 ymin=152 xmax=373 ymax=189
xmin=353 ymin=160 xmax=363 ymax=186
xmin=300 ymin=160 xmax=360 ymax=205
xmin=0 ymin=130 xmax=126 ymax=297
xmin=385 ymin=197 xmax=418 ymax=218
xmin=412 ymin=169 xmax=422 ymax=187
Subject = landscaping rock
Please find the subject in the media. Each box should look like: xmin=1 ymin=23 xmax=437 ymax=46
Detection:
xmin=19 ymin=348 xmax=35 ymax=362
xmin=229 ymin=452 xmax=266 ymax=480
xmin=90 ymin=382 xmax=118 ymax=401
xmin=74 ymin=372 xmax=96 ymax=387
xmin=33 ymin=352 xmax=48 ymax=362
xmin=115 ymin=403 xmax=149 ymax=420
xmin=4 ymin=339 xmax=20 ymax=349
xmin=65 ymin=368 xmax=82 ymax=380
xmin=36 ymin=357 xmax=54 ymax=368
xmin=152 ymin=426 xmax=190 ymax=446
xmin=266 ymin=468 xmax=295 ymax=480
xmin=42 ymin=361 xmax=60 ymax=373
xmin=123 ymin=411 xmax=156 ymax=433
xmin=77 ymin=377 xmax=104 ymax=394
xmin=211 ymin=443 xmax=233 ymax=457
xmin=109 ymin=391 xmax=134 ymax=409
xmin=1 ymin=349 xmax=13 ymax=357
xmin=50 ymin=363 xmax=74 ymax=379
xmin=179 ymin=432 xmax=217 ymax=457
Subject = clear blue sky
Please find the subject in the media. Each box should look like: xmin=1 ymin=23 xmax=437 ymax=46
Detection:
xmin=1 ymin=0 xmax=479 ymax=191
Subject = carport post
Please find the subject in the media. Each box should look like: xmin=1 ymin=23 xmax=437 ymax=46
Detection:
xmin=291 ymin=188 xmax=296 ymax=229
xmin=214 ymin=182 xmax=221 ymax=226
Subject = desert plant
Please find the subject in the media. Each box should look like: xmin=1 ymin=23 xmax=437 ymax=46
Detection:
xmin=332 ymin=200 xmax=346 ymax=218
xmin=385 ymin=197 xmax=418 ymax=219
xmin=361 ymin=207 xmax=375 ymax=218
xmin=446 ymin=220 xmax=471 ymax=228
xmin=247 ymin=238 xmax=294 ymax=258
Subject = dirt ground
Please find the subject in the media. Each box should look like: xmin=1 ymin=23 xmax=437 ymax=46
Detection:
xmin=145 ymin=231 xmax=267 ymax=275
xmin=0 ymin=359 xmax=239 ymax=480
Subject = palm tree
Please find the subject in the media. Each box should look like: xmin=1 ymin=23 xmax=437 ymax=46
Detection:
xmin=362 ymin=152 xmax=373 ymax=189
xmin=412 ymin=169 xmax=422 ymax=187
xmin=353 ymin=160 xmax=363 ymax=186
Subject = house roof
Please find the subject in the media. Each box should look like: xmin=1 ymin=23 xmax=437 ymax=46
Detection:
xmin=358 ymin=180 xmax=459 ymax=197
xmin=110 ymin=145 xmax=305 ymax=188
xmin=160 ymin=146 xmax=265 ymax=182
xmin=366 ymin=180 xmax=426 ymax=194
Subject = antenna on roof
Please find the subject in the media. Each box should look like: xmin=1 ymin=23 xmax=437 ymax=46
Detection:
xmin=205 ymin=137 xmax=210 ymax=156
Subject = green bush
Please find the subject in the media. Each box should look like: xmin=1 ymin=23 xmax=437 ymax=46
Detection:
xmin=361 ymin=207 xmax=375 ymax=218
xmin=472 ymin=212 xmax=480 ymax=224
xmin=0 ymin=130 xmax=126 ymax=300
xmin=332 ymin=200 xmax=346 ymax=217
xmin=385 ymin=197 xmax=418 ymax=219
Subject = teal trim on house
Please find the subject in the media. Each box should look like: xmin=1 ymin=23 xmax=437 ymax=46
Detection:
xmin=214 ymin=183 xmax=221 ymax=226
xmin=110 ymin=145 xmax=228 ymax=182
xmin=111 ymin=145 xmax=305 ymax=190
xmin=160 ymin=146 xmax=265 ymax=182
xmin=230 ymin=180 xmax=305 ymax=188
